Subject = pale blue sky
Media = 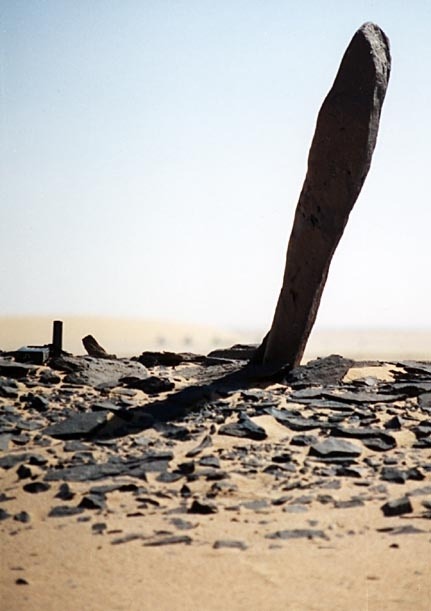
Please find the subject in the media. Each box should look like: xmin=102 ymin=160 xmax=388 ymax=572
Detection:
xmin=1 ymin=1 xmax=430 ymax=331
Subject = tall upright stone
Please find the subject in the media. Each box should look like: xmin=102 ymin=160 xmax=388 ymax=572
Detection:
xmin=255 ymin=23 xmax=391 ymax=370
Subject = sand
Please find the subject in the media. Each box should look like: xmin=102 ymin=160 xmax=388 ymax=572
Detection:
xmin=1 ymin=330 xmax=430 ymax=610
xmin=2 ymin=316 xmax=431 ymax=360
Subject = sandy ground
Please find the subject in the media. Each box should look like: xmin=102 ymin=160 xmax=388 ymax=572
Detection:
xmin=2 ymin=493 xmax=430 ymax=611
xmin=0 ymin=334 xmax=430 ymax=610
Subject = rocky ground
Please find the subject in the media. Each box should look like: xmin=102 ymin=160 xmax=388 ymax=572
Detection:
xmin=1 ymin=348 xmax=430 ymax=610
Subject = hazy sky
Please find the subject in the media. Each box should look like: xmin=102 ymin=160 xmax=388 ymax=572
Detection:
xmin=2 ymin=1 xmax=431 ymax=332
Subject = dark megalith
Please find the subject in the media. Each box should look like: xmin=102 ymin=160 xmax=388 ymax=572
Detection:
xmin=253 ymin=23 xmax=391 ymax=370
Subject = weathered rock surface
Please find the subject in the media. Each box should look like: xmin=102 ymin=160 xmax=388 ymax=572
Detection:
xmin=255 ymin=23 xmax=391 ymax=369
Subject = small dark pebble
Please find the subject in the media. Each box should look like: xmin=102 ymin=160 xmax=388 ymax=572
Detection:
xmin=188 ymin=499 xmax=218 ymax=515
xmin=23 ymin=482 xmax=51 ymax=494
xmin=266 ymin=529 xmax=328 ymax=541
xmin=143 ymin=535 xmax=192 ymax=547
xmin=16 ymin=464 xmax=33 ymax=480
xmin=78 ymin=494 xmax=106 ymax=510
xmin=213 ymin=539 xmax=248 ymax=551
xmin=55 ymin=483 xmax=75 ymax=501
xmin=14 ymin=511 xmax=31 ymax=523
xmin=334 ymin=499 xmax=364 ymax=509
xmin=111 ymin=533 xmax=144 ymax=545
xmin=170 ymin=518 xmax=196 ymax=530
xmin=48 ymin=506 xmax=85 ymax=518
xmin=0 ymin=508 xmax=11 ymax=520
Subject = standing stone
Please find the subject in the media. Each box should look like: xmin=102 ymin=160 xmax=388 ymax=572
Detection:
xmin=255 ymin=23 xmax=391 ymax=370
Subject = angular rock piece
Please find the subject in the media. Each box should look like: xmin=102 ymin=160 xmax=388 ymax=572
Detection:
xmin=213 ymin=539 xmax=248 ymax=550
xmin=381 ymin=496 xmax=413 ymax=517
xmin=266 ymin=529 xmax=328 ymax=541
xmin=0 ymin=359 xmax=36 ymax=379
xmin=254 ymin=23 xmax=391 ymax=369
xmin=186 ymin=434 xmax=212 ymax=458
xmin=218 ymin=415 xmax=267 ymax=441
xmin=82 ymin=335 xmax=116 ymax=359
xmin=309 ymin=438 xmax=362 ymax=459
xmin=122 ymin=376 xmax=174 ymax=395
xmin=143 ymin=535 xmax=192 ymax=547
xmin=44 ymin=412 xmax=109 ymax=439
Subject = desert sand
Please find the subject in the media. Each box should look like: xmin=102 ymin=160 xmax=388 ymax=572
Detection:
xmin=0 ymin=340 xmax=430 ymax=611
xmin=1 ymin=315 xmax=431 ymax=361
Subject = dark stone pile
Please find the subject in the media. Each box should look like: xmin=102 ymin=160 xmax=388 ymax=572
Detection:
xmin=0 ymin=349 xmax=430 ymax=548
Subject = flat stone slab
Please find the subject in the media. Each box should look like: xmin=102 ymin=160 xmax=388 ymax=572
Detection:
xmin=309 ymin=438 xmax=362 ymax=458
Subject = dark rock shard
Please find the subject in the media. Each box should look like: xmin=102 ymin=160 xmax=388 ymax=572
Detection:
xmin=15 ymin=578 xmax=29 ymax=585
xmin=208 ymin=345 xmax=258 ymax=361
xmin=397 ymin=361 xmax=431 ymax=378
xmin=0 ymin=379 xmax=19 ymax=399
xmin=188 ymin=499 xmax=218 ymax=515
xmin=44 ymin=411 xmax=109 ymax=439
xmin=381 ymin=496 xmax=413 ymax=517
xmin=266 ymin=529 xmax=328 ymax=541
xmin=39 ymin=370 xmax=61 ymax=385
xmin=198 ymin=455 xmax=220 ymax=469
xmin=91 ymin=400 xmax=125 ymax=413
xmin=136 ymin=351 xmax=184 ymax=367
xmin=0 ymin=434 xmax=11 ymax=452
xmin=170 ymin=518 xmax=196 ymax=530
xmin=381 ymin=467 xmax=407 ymax=484
xmin=290 ymin=434 xmax=318 ymax=447
xmin=288 ymin=355 xmax=355 ymax=386
xmin=218 ymin=415 xmax=267 ymax=441
xmin=213 ymin=539 xmax=248 ymax=551
xmin=14 ymin=511 xmax=31 ymax=523
xmin=384 ymin=416 xmax=403 ymax=430
xmin=186 ymin=434 xmax=212 ymax=458
xmin=54 ymin=355 xmax=148 ymax=388
xmin=0 ymin=493 xmax=15 ymax=502
xmin=26 ymin=394 xmax=50 ymax=412
xmin=378 ymin=525 xmax=425 ymax=535
xmin=16 ymin=464 xmax=33 ymax=480
xmin=335 ymin=465 xmax=365 ymax=478
xmin=92 ymin=522 xmax=107 ymax=535
xmin=55 ymin=483 xmax=75 ymax=501
xmin=156 ymin=471 xmax=183 ymax=484
xmin=283 ymin=505 xmax=309 ymax=514
xmin=309 ymin=438 xmax=362 ymax=459
xmin=23 ymin=482 xmax=51 ymax=494
xmin=411 ymin=421 xmax=431 ymax=439
xmin=143 ymin=535 xmax=192 ymax=547
xmin=111 ymin=533 xmax=144 ymax=545
xmin=242 ymin=499 xmax=269 ymax=511
xmin=44 ymin=452 xmax=170 ymax=482
xmin=330 ymin=426 xmax=397 ymax=452
xmin=122 ymin=375 xmax=175 ymax=395
xmin=252 ymin=23 xmax=391 ymax=370
xmin=48 ymin=506 xmax=85 ymax=517
xmin=0 ymin=508 xmax=11 ymax=521
xmin=154 ymin=422 xmax=191 ymax=441
xmin=78 ymin=493 xmax=106 ymax=510
xmin=266 ymin=407 xmax=328 ymax=432
xmin=334 ymin=499 xmax=364 ymax=509
xmin=82 ymin=335 xmax=116 ymax=359
xmin=0 ymin=453 xmax=45 ymax=470
xmin=325 ymin=390 xmax=404 ymax=405
xmin=0 ymin=358 xmax=36 ymax=379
